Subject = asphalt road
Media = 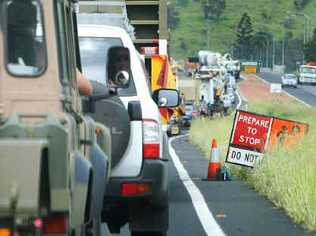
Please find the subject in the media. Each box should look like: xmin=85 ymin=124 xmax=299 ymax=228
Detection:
xmin=102 ymin=135 xmax=312 ymax=236
xmin=258 ymin=72 xmax=316 ymax=106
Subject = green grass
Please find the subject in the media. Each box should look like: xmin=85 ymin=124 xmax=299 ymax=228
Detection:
xmin=189 ymin=115 xmax=233 ymax=158
xmin=170 ymin=0 xmax=316 ymax=59
xmin=189 ymin=101 xmax=316 ymax=231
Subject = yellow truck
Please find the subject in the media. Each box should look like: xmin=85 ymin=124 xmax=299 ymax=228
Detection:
xmin=150 ymin=55 xmax=184 ymax=135
xmin=125 ymin=0 xmax=184 ymax=135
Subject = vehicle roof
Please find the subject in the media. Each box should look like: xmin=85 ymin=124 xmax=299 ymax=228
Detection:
xmin=301 ymin=65 xmax=316 ymax=68
xmin=78 ymin=24 xmax=128 ymax=38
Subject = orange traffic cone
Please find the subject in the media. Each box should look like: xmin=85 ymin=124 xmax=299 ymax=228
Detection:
xmin=206 ymin=139 xmax=221 ymax=180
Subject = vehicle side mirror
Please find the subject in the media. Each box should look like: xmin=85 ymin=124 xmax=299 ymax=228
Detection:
xmin=152 ymin=89 xmax=180 ymax=108
xmin=107 ymin=46 xmax=131 ymax=89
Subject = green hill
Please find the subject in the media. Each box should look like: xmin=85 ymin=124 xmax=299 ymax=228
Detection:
xmin=169 ymin=0 xmax=316 ymax=61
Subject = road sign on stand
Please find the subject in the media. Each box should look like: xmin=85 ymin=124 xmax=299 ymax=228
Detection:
xmin=226 ymin=110 xmax=273 ymax=167
xmin=226 ymin=110 xmax=308 ymax=168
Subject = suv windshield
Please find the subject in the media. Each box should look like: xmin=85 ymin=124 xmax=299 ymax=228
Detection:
xmin=79 ymin=37 xmax=136 ymax=96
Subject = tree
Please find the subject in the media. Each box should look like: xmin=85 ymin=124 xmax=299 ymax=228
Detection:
xmin=178 ymin=0 xmax=189 ymax=7
xmin=235 ymin=13 xmax=254 ymax=59
xmin=303 ymin=28 xmax=316 ymax=61
xmin=180 ymin=39 xmax=188 ymax=51
xmin=168 ymin=4 xmax=179 ymax=29
xmin=202 ymin=0 xmax=225 ymax=20
xmin=294 ymin=0 xmax=310 ymax=10
xmin=283 ymin=17 xmax=294 ymax=30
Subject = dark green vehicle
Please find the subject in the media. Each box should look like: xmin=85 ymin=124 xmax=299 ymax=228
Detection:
xmin=0 ymin=0 xmax=129 ymax=235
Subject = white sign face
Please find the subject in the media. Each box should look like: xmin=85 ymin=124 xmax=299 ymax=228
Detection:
xmin=270 ymin=83 xmax=282 ymax=93
xmin=226 ymin=147 xmax=264 ymax=167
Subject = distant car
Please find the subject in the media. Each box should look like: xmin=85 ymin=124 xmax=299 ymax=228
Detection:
xmin=281 ymin=74 xmax=298 ymax=88
xmin=182 ymin=104 xmax=194 ymax=127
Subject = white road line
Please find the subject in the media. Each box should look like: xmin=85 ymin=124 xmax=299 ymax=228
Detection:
xmin=251 ymin=74 xmax=312 ymax=107
xmin=236 ymin=89 xmax=243 ymax=109
xmin=236 ymin=76 xmax=247 ymax=110
xmin=169 ymin=135 xmax=226 ymax=236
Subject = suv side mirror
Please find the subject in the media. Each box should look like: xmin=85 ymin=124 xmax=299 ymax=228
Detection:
xmin=152 ymin=89 xmax=180 ymax=108
xmin=107 ymin=47 xmax=131 ymax=89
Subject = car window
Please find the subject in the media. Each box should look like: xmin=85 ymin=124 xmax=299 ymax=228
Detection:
xmin=4 ymin=0 xmax=46 ymax=77
xmin=79 ymin=36 xmax=136 ymax=96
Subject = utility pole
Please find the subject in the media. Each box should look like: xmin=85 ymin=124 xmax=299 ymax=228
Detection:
xmin=272 ymin=37 xmax=275 ymax=69
xmin=287 ymin=11 xmax=311 ymax=43
xmin=205 ymin=0 xmax=211 ymax=49
xmin=258 ymin=35 xmax=270 ymax=68
xmin=206 ymin=19 xmax=210 ymax=49
xmin=266 ymin=40 xmax=269 ymax=68
xmin=282 ymin=37 xmax=285 ymax=65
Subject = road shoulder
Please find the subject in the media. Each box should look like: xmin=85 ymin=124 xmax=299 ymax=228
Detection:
xmin=170 ymin=136 xmax=313 ymax=236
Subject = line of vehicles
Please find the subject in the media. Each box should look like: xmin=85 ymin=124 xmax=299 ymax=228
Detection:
xmin=0 ymin=0 xmax=182 ymax=235
xmin=281 ymin=64 xmax=316 ymax=88
xmin=183 ymin=51 xmax=240 ymax=118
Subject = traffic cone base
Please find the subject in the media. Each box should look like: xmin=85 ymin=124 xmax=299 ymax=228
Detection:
xmin=207 ymin=162 xmax=221 ymax=179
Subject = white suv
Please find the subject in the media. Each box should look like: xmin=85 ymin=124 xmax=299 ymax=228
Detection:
xmin=78 ymin=25 xmax=176 ymax=235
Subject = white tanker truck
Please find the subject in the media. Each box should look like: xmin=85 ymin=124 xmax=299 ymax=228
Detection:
xmin=196 ymin=51 xmax=232 ymax=117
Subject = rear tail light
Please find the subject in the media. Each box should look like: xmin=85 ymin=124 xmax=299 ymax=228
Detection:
xmin=33 ymin=218 xmax=43 ymax=229
xmin=143 ymin=119 xmax=160 ymax=159
xmin=121 ymin=183 xmax=152 ymax=197
xmin=43 ymin=215 xmax=67 ymax=234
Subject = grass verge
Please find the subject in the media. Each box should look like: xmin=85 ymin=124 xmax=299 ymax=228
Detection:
xmin=189 ymin=100 xmax=316 ymax=231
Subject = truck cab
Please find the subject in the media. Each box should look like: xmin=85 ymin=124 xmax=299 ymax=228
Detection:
xmin=298 ymin=65 xmax=316 ymax=84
